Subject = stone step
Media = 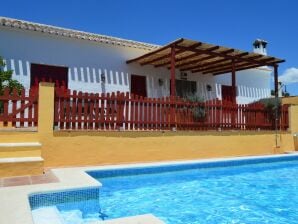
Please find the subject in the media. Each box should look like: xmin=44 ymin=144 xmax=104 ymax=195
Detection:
xmin=284 ymin=151 xmax=298 ymax=154
xmin=0 ymin=156 xmax=44 ymax=177
xmin=0 ymin=142 xmax=42 ymax=158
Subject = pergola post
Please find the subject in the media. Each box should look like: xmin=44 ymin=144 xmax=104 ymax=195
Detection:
xmin=274 ymin=64 xmax=279 ymax=98
xmin=170 ymin=45 xmax=176 ymax=128
xmin=170 ymin=45 xmax=176 ymax=97
xmin=231 ymin=60 xmax=236 ymax=128
xmin=274 ymin=64 xmax=279 ymax=142
xmin=231 ymin=59 xmax=236 ymax=104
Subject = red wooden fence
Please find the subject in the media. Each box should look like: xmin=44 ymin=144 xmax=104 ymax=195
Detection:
xmin=54 ymin=87 xmax=289 ymax=131
xmin=0 ymin=88 xmax=39 ymax=128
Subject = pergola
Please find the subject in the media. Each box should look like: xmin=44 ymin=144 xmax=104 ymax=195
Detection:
xmin=127 ymin=38 xmax=285 ymax=103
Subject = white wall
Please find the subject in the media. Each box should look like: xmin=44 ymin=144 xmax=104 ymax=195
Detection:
xmin=0 ymin=26 xmax=271 ymax=103
xmin=214 ymin=67 xmax=272 ymax=103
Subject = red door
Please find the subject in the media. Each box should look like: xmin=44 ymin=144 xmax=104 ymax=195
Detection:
xmin=131 ymin=75 xmax=147 ymax=97
xmin=222 ymin=85 xmax=235 ymax=103
xmin=30 ymin=63 xmax=68 ymax=88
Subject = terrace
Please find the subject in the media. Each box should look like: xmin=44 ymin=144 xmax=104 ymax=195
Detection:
xmin=0 ymin=38 xmax=288 ymax=132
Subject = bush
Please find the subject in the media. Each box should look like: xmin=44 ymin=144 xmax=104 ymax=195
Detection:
xmin=257 ymin=98 xmax=281 ymax=111
xmin=183 ymin=94 xmax=206 ymax=121
xmin=0 ymin=56 xmax=24 ymax=113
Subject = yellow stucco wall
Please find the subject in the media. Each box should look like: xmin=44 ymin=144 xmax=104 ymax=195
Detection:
xmin=289 ymin=105 xmax=298 ymax=133
xmin=282 ymin=96 xmax=298 ymax=105
xmin=42 ymin=132 xmax=294 ymax=167
xmin=0 ymin=131 xmax=295 ymax=168
xmin=0 ymin=83 xmax=297 ymax=176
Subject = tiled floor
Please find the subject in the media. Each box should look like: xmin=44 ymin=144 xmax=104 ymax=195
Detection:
xmin=0 ymin=171 xmax=59 ymax=187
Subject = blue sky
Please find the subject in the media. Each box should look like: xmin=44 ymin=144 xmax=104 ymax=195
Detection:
xmin=2 ymin=0 xmax=298 ymax=95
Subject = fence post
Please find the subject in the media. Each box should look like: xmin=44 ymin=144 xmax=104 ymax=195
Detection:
xmin=38 ymin=82 xmax=55 ymax=135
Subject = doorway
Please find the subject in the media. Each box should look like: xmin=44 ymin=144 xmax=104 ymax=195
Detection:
xmin=221 ymin=85 xmax=236 ymax=102
xmin=30 ymin=63 xmax=68 ymax=88
xmin=131 ymin=75 xmax=147 ymax=97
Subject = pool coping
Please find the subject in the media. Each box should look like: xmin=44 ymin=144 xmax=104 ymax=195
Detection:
xmin=1 ymin=153 xmax=298 ymax=224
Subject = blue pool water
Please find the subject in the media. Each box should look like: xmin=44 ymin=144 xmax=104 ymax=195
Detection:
xmin=30 ymin=156 xmax=298 ymax=224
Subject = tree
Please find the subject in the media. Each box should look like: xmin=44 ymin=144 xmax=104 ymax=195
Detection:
xmin=0 ymin=56 xmax=23 ymax=95
xmin=0 ymin=56 xmax=24 ymax=112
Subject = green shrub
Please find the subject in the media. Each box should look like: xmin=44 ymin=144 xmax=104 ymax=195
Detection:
xmin=183 ymin=94 xmax=206 ymax=120
xmin=257 ymin=97 xmax=281 ymax=111
xmin=0 ymin=56 xmax=24 ymax=113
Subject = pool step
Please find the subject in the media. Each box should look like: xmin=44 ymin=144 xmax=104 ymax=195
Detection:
xmin=94 ymin=214 xmax=165 ymax=224
xmin=0 ymin=142 xmax=42 ymax=158
xmin=32 ymin=207 xmax=64 ymax=224
xmin=0 ymin=156 xmax=44 ymax=178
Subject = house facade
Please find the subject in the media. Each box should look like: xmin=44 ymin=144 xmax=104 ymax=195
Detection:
xmin=0 ymin=17 xmax=273 ymax=104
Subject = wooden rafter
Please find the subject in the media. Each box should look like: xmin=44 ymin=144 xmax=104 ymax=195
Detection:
xmin=201 ymin=62 xmax=252 ymax=74
xmin=141 ymin=42 xmax=202 ymax=66
xmin=212 ymin=62 xmax=282 ymax=76
xmin=190 ymin=54 xmax=263 ymax=73
xmin=175 ymin=45 xmax=276 ymax=67
xmin=126 ymin=38 xmax=285 ymax=75
xmin=126 ymin=38 xmax=184 ymax=64
xmin=155 ymin=46 xmax=220 ymax=68
xmin=177 ymin=48 xmax=235 ymax=70
xmin=201 ymin=57 xmax=281 ymax=74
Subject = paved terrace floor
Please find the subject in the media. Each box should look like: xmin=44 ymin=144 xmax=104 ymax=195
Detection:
xmin=0 ymin=170 xmax=59 ymax=187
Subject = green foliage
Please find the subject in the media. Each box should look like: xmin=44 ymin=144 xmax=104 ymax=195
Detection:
xmin=183 ymin=94 xmax=206 ymax=120
xmin=0 ymin=56 xmax=24 ymax=95
xmin=183 ymin=94 xmax=205 ymax=103
xmin=0 ymin=56 xmax=24 ymax=112
xmin=257 ymin=97 xmax=281 ymax=111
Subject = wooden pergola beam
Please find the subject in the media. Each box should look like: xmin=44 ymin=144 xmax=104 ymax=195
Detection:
xmin=178 ymin=49 xmax=235 ymax=70
xmin=201 ymin=62 xmax=252 ymax=74
xmin=175 ymin=45 xmax=278 ymax=67
xmin=126 ymin=38 xmax=184 ymax=64
xmin=212 ymin=64 xmax=261 ymax=76
xmin=186 ymin=52 xmax=254 ymax=73
xmin=198 ymin=57 xmax=279 ymax=74
xmin=126 ymin=38 xmax=285 ymax=77
xmin=155 ymin=46 xmax=221 ymax=68
xmin=140 ymin=42 xmax=202 ymax=66
xmin=174 ymin=46 xmax=221 ymax=67
xmin=203 ymin=58 xmax=282 ymax=74
xmin=212 ymin=60 xmax=284 ymax=76
xmin=191 ymin=54 xmax=264 ymax=73
xmin=182 ymin=58 xmax=231 ymax=72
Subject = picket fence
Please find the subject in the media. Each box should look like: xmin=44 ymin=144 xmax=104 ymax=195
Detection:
xmin=53 ymin=88 xmax=289 ymax=131
xmin=0 ymin=88 xmax=39 ymax=127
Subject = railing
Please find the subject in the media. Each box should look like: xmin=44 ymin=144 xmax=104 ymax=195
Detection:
xmin=54 ymin=87 xmax=289 ymax=131
xmin=0 ymin=88 xmax=39 ymax=128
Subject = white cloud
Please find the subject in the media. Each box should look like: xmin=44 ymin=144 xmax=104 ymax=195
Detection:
xmin=279 ymin=67 xmax=298 ymax=84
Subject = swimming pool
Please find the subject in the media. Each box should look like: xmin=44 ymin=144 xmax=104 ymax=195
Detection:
xmin=29 ymin=155 xmax=298 ymax=224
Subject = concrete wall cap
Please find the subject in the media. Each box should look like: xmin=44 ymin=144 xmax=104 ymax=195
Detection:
xmin=0 ymin=142 xmax=42 ymax=147
xmin=0 ymin=157 xmax=44 ymax=163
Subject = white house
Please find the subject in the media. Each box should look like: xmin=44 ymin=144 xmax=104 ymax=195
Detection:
xmin=0 ymin=17 xmax=282 ymax=104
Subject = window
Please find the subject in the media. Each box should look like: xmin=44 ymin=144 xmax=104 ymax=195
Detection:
xmin=176 ymin=80 xmax=197 ymax=97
